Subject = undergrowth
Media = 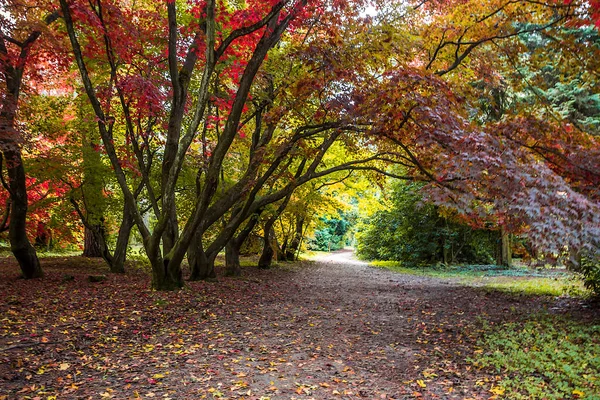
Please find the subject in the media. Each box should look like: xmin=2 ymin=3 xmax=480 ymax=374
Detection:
xmin=371 ymin=260 xmax=589 ymax=297
xmin=471 ymin=315 xmax=600 ymax=399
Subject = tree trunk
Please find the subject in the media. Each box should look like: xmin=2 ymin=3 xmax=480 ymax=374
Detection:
xmin=83 ymin=225 xmax=102 ymax=257
xmin=496 ymin=228 xmax=512 ymax=267
xmin=78 ymin=94 xmax=110 ymax=260
xmin=224 ymin=240 xmax=242 ymax=277
xmin=276 ymin=237 xmax=286 ymax=260
xmin=188 ymin=230 xmax=217 ymax=281
xmin=286 ymin=215 xmax=304 ymax=261
xmin=279 ymin=236 xmax=288 ymax=261
xmin=501 ymin=229 xmax=512 ymax=268
xmin=111 ymin=204 xmax=134 ymax=274
xmin=0 ymin=10 xmax=55 ymax=279
xmin=151 ymin=256 xmax=184 ymax=290
xmin=258 ymin=239 xmax=274 ymax=269
xmin=258 ymin=223 xmax=275 ymax=269
xmin=151 ymin=222 xmax=184 ymax=290
xmin=5 ymin=149 xmax=42 ymax=278
xmin=85 ymin=222 xmax=116 ymax=270
xmin=224 ymin=211 xmax=261 ymax=276
xmin=442 ymin=238 xmax=450 ymax=266
xmin=162 ymin=206 xmax=179 ymax=255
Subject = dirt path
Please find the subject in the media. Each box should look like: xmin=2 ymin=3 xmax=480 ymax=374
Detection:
xmin=0 ymin=251 xmax=572 ymax=399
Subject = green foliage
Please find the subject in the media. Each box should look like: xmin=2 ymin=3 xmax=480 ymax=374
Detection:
xmin=472 ymin=316 xmax=600 ymax=399
xmin=356 ymin=182 xmax=495 ymax=266
xmin=573 ymin=252 xmax=600 ymax=296
xmin=307 ymin=210 xmax=355 ymax=252
xmin=518 ymin=26 xmax=600 ymax=134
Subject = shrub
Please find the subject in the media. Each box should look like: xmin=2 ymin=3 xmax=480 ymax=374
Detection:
xmin=356 ymin=182 xmax=495 ymax=266
xmin=575 ymin=252 xmax=600 ymax=296
xmin=472 ymin=315 xmax=600 ymax=399
xmin=307 ymin=210 xmax=355 ymax=252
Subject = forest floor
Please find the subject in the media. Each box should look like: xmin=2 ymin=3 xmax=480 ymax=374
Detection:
xmin=0 ymin=250 xmax=598 ymax=399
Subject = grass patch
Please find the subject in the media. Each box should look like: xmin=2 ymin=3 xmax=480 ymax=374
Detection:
xmin=482 ymin=276 xmax=587 ymax=297
xmin=300 ymin=250 xmax=331 ymax=261
xmin=370 ymin=260 xmax=516 ymax=279
xmin=471 ymin=315 xmax=600 ymax=399
xmin=370 ymin=260 xmax=589 ymax=297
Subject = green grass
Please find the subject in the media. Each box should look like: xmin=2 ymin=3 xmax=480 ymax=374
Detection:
xmin=471 ymin=315 xmax=600 ymax=399
xmin=300 ymin=250 xmax=331 ymax=260
xmin=370 ymin=260 xmax=589 ymax=297
xmin=481 ymin=276 xmax=587 ymax=297
xmin=0 ymin=248 xmax=82 ymax=258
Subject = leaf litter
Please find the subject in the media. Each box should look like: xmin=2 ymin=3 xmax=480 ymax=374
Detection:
xmin=0 ymin=252 xmax=597 ymax=399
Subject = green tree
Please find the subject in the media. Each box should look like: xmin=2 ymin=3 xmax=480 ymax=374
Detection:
xmin=308 ymin=210 xmax=355 ymax=252
xmin=356 ymin=181 xmax=496 ymax=266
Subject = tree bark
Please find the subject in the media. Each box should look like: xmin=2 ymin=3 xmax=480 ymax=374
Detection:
xmin=496 ymin=227 xmax=512 ymax=267
xmin=151 ymin=257 xmax=184 ymax=290
xmin=5 ymin=149 xmax=42 ymax=278
xmin=442 ymin=238 xmax=450 ymax=265
xmin=501 ymin=229 xmax=512 ymax=268
xmin=83 ymin=225 xmax=102 ymax=257
xmin=224 ymin=240 xmax=242 ymax=277
xmin=224 ymin=211 xmax=261 ymax=276
xmin=279 ymin=236 xmax=288 ymax=261
xmin=286 ymin=215 xmax=304 ymax=261
xmin=111 ymin=203 xmax=135 ymax=274
xmin=258 ymin=223 xmax=275 ymax=269
xmin=188 ymin=230 xmax=217 ymax=281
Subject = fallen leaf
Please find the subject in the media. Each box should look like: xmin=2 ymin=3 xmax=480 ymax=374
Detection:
xmin=490 ymin=386 xmax=505 ymax=395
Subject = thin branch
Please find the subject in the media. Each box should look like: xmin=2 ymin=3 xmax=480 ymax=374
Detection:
xmin=432 ymin=8 xmax=572 ymax=76
xmin=215 ymin=1 xmax=286 ymax=60
xmin=314 ymin=170 xmax=354 ymax=191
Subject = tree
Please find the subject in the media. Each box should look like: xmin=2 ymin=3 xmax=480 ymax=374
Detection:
xmin=356 ymin=181 xmax=496 ymax=265
xmin=0 ymin=1 xmax=63 ymax=278
xmin=351 ymin=0 xmax=600 ymax=268
xmin=60 ymin=0 xmax=325 ymax=288
xmin=47 ymin=0 xmax=599 ymax=292
xmin=60 ymin=0 xmax=407 ymax=288
xmin=78 ymin=99 xmax=107 ymax=258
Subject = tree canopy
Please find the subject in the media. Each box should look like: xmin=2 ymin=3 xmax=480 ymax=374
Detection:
xmin=0 ymin=0 xmax=599 ymax=290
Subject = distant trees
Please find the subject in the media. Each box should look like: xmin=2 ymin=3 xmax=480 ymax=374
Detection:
xmin=308 ymin=211 xmax=355 ymax=252
xmin=356 ymin=181 xmax=497 ymax=266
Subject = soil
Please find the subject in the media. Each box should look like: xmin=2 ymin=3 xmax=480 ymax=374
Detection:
xmin=0 ymin=250 xmax=597 ymax=399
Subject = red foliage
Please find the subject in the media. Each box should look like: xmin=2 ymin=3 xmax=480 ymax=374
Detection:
xmin=356 ymin=65 xmax=600 ymax=256
xmin=565 ymin=0 xmax=600 ymax=27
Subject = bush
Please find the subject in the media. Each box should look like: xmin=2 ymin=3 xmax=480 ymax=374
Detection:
xmin=573 ymin=251 xmax=600 ymax=296
xmin=307 ymin=210 xmax=355 ymax=252
xmin=356 ymin=182 xmax=495 ymax=266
